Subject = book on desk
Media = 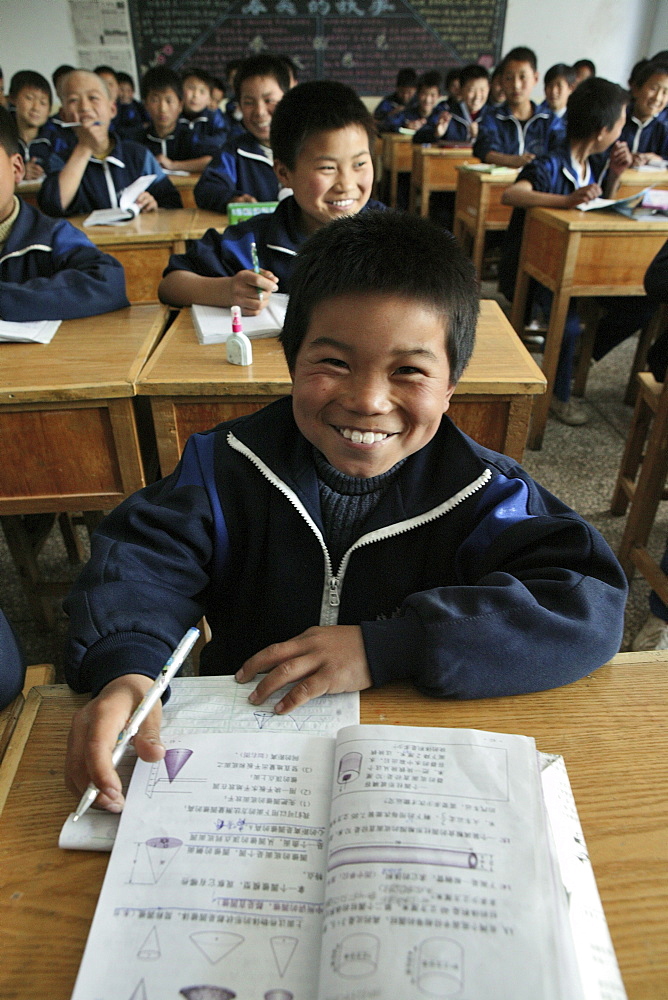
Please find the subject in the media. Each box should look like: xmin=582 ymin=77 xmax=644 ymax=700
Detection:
xmin=192 ymin=295 xmax=289 ymax=344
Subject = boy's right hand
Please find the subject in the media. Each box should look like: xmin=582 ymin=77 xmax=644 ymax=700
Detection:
xmin=65 ymin=674 xmax=165 ymax=813
xmin=231 ymin=268 xmax=279 ymax=315
xmin=566 ymin=183 xmax=602 ymax=208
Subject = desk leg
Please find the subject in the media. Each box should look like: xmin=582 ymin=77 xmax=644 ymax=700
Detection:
xmin=390 ymin=167 xmax=398 ymax=209
xmin=527 ymin=289 xmax=571 ymax=450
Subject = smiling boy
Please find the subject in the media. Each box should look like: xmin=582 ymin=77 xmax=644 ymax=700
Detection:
xmin=64 ymin=209 xmax=627 ymax=813
xmin=159 ymin=80 xmax=385 ymax=314
xmin=140 ymin=66 xmax=223 ymax=174
xmin=9 ymin=70 xmax=63 ymax=178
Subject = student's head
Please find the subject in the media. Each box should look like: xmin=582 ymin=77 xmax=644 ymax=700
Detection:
xmin=543 ymin=64 xmax=576 ymax=114
xmin=489 ymin=66 xmax=505 ymax=104
xmin=94 ymin=65 xmax=120 ymax=104
xmin=395 ymin=67 xmax=417 ymax=105
xmin=500 ymin=47 xmax=538 ymax=107
xmin=9 ymin=71 xmax=52 ymax=131
xmin=630 ymin=61 xmax=668 ymax=122
xmin=573 ymin=59 xmax=595 ymax=86
xmin=271 ymin=80 xmax=375 ymax=234
xmin=181 ymin=67 xmax=212 ymax=115
xmin=416 ymin=71 xmax=442 ymax=117
xmin=225 ymin=58 xmax=243 ymax=94
xmin=116 ymin=71 xmax=135 ymax=104
xmin=209 ymin=75 xmax=226 ymax=109
xmin=60 ymin=70 xmax=116 ymax=129
xmin=566 ymin=77 xmax=628 ymax=151
xmin=235 ymin=55 xmax=290 ymax=144
xmin=141 ymin=66 xmax=183 ymax=135
xmin=459 ymin=65 xmax=490 ymax=116
xmin=280 ymin=211 xmax=478 ymax=477
xmin=0 ymin=106 xmax=25 ymax=221
xmin=445 ymin=68 xmax=461 ymax=100
xmin=278 ymin=55 xmax=299 ymax=88
xmin=52 ymin=64 xmax=75 ymax=102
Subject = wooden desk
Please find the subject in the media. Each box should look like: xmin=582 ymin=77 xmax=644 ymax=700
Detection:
xmin=136 ymin=299 xmax=545 ymax=475
xmin=16 ymin=179 xmax=41 ymax=207
xmin=453 ymin=166 xmax=518 ymax=278
xmin=409 ymin=145 xmax=475 ymax=216
xmin=510 ymin=206 xmax=668 ymax=449
xmin=0 ymin=693 xmax=23 ymax=764
xmin=616 ymin=167 xmax=668 ymax=200
xmin=169 ymin=171 xmax=198 ymax=208
xmin=0 ymin=653 xmax=666 ymax=999
xmin=381 ymin=132 xmax=413 ymax=207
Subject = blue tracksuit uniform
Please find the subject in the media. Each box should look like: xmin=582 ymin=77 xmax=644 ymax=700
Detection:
xmin=0 ymin=609 xmax=25 ymax=711
xmin=179 ymin=108 xmax=229 ymax=149
xmin=17 ymin=133 xmax=65 ymax=174
xmin=474 ymin=102 xmax=564 ymax=160
xmin=413 ymin=99 xmax=490 ymax=144
xmin=194 ymin=132 xmax=279 ymax=212
xmin=0 ymin=197 xmax=129 ymax=320
xmin=115 ymin=100 xmax=150 ymax=143
xmin=620 ymin=108 xmax=668 ymax=159
xmin=384 ymin=96 xmax=450 ymax=134
xmin=142 ymin=118 xmax=223 ymax=163
xmin=41 ymin=116 xmax=78 ymax=163
xmin=37 ymin=138 xmax=182 ymax=216
xmin=164 ymin=195 xmax=386 ymax=292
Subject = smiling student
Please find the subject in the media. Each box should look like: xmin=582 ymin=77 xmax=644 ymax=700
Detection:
xmin=64 ymin=210 xmax=627 ymax=814
xmin=9 ymin=70 xmax=64 ymax=178
xmin=159 ymin=80 xmax=385 ymax=314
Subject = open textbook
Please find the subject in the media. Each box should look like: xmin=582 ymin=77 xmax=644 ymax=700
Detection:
xmin=192 ymin=294 xmax=289 ymax=345
xmin=83 ymin=174 xmax=157 ymax=226
xmin=70 ymin=723 xmax=626 ymax=1000
xmin=0 ymin=318 xmax=60 ymax=344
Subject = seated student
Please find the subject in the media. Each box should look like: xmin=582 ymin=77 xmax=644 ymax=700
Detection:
xmin=8 ymin=70 xmax=65 ymax=178
xmin=180 ymin=67 xmax=229 ymax=148
xmin=0 ymin=107 xmax=128 ymax=320
xmin=93 ymin=65 xmax=121 ymax=127
xmin=194 ymin=54 xmax=290 ymax=212
xmin=573 ymin=59 xmax=596 ymax=87
xmin=140 ymin=66 xmax=221 ymax=173
xmin=38 ymin=69 xmax=181 ymax=216
xmin=474 ymin=46 xmax=564 ymax=167
xmin=500 ymin=77 xmax=654 ymax=426
xmin=616 ymin=60 xmax=668 ymax=166
xmin=374 ymin=67 xmax=417 ymax=131
xmin=209 ymin=75 xmax=226 ymax=111
xmin=43 ymin=63 xmax=78 ymax=162
xmin=115 ymin=70 xmax=150 ymax=142
xmin=414 ymin=64 xmax=490 ymax=143
xmin=444 ymin=67 xmax=461 ymax=102
xmin=538 ymin=63 xmax=576 ymax=120
xmin=160 ymin=80 xmax=384 ymax=313
xmin=487 ymin=65 xmax=505 ymax=108
xmin=63 ymin=208 xmax=627 ymax=811
xmin=384 ymin=70 xmax=444 ymax=133
xmin=0 ymin=608 xmax=25 ymax=711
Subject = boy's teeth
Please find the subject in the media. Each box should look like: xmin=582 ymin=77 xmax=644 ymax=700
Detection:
xmin=340 ymin=428 xmax=387 ymax=443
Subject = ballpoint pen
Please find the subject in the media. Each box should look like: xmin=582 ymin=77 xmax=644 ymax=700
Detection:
xmin=71 ymin=626 xmax=200 ymax=822
xmin=250 ymin=240 xmax=263 ymax=301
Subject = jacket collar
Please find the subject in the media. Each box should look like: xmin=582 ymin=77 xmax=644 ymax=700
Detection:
xmin=1 ymin=198 xmax=55 ymax=263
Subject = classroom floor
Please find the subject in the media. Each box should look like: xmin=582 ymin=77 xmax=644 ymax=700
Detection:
xmin=2 ymin=287 xmax=665 ymax=678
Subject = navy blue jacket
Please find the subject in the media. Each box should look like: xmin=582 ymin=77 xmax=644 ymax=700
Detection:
xmin=0 ymin=610 xmax=25 ymax=710
xmin=620 ymin=108 xmax=668 ymax=159
xmin=180 ymin=108 xmax=229 ymax=148
xmin=384 ymin=97 xmax=450 ymax=134
xmin=142 ymin=117 xmax=225 ymax=162
xmin=115 ymin=100 xmax=150 ymax=143
xmin=194 ymin=131 xmax=279 ymax=211
xmin=41 ymin=116 xmax=78 ymax=162
xmin=164 ymin=195 xmax=386 ymax=292
xmin=64 ymin=396 xmax=627 ymax=700
xmin=474 ymin=102 xmax=564 ymax=160
xmin=37 ymin=138 xmax=182 ymax=216
xmin=0 ymin=198 xmax=129 ymax=320
xmin=413 ymin=100 xmax=490 ymax=144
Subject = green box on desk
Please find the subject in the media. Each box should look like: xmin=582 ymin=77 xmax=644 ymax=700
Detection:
xmin=227 ymin=201 xmax=279 ymax=225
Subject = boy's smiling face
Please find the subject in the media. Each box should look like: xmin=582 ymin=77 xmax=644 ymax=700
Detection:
xmin=274 ymin=125 xmax=373 ymax=235
xmin=240 ymin=74 xmax=284 ymax=144
xmin=14 ymin=87 xmax=51 ymax=131
xmin=544 ymin=76 xmax=572 ymax=113
xmin=291 ymin=292 xmax=455 ymax=477
xmin=633 ymin=71 xmax=668 ymax=121
xmin=417 ymin=85 xmax=440 ymax=118
xmin=62 ymin=71 xmax=115 ymax=127
xmin=461 ymin=78 xmax=489 ymax=116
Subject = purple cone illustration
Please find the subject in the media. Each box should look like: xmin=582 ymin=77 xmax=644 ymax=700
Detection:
xmin=164 ymin=747 xmax=194 ymax=782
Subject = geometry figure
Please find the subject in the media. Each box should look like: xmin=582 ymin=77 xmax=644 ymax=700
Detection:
xmin=137 ymin=926 xmax=161 ymax=960
xmin=333 ymin=933 xmax=380 ymax=978
xmin=179 ymin=988 xmax=236 ymax=1000
xmin=417 ymin=938 xmax=463 ymax=997
xmin=164 ymin=747 xmax=194 ymax=782
xmin=270 ymin=935 xmax=298 ymax=976
xmin=190 ymin=931 xmax=244 ymax=965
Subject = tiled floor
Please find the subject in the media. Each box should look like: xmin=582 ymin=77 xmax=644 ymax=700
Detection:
xmin=2 ymin=312 xmax=664 ymax=679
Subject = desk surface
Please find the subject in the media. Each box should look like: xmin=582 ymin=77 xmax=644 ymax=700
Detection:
xmin=0 ymin=304 xmax=168 ymax=403
xmin=70 ymin=207 xmax=197 ymax=244
xmin=0 ymin=653 xmax=666 ymax=999
xmin=525 ymin=204 xmax=668 ymax=234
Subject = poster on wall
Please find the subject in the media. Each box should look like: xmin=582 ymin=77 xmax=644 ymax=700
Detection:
xmin=127 ymin=0 xmax=507 ymax=95
xmin=68 ymin=0 xmax=138 ymax=77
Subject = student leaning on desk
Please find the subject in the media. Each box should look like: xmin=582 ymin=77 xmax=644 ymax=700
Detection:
xmin=0 ymin=106 xmax=128 ymax=319
xmin=63 ymin=210 xmax=628 ymax=814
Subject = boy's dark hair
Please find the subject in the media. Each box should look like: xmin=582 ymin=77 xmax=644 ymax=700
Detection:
xmin=278 ymin=55 xmax=299 ymax=83
xmin=181 ymin=67 xmax=213 ymax=90
xmin=116 ymin=71 xmax=135 ymax=88
xmin=141 ymin=66 xmax=183 ymax=102
xmin=573 ymin=59 xmax=596 ymax=75
xmin=396 ymin=67 xmax=417 ymax=88
xmin=459 ymin=64 xmax=490 ymax=87
xmin=631 ymin=60 xmax=668 ymax=90
xmin=234 ymin=55 xmax=291 ymax=100
xmin=417 ymin=70 xmax=442 ymax=93
xmin=544 ymin=63 xmax=576 ymax=88
xmin=52 ymin=64 xmax=75 ymax=89
xmin=280 ymin=211 xmax=479 ymax=382
xmin=210 ymin=75 xmax=226 ymax=94
xmin=652 ymin=50 xmax=668 ymax=64
xmin=0 ymin=105 xmax=20 ymax=156
xmin=94 ymin=65 xmax=119 ymax=82
xmin=501 ymin=47 xmax=537 ymax=73
xmin=271 ymin=79 xmax=376 ymax=171
xmin=8 ymin=70 xmax=52 ymax=106
xmin=566 ymin=77 xmax=628 ymax=142
xmin=445 ymin=68 xmax=461 ymax=88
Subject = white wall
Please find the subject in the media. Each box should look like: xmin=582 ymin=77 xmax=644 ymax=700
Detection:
xmin=3 ymin=0 xmax=79 ymax=87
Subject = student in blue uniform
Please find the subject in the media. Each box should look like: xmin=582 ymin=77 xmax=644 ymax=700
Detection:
xmin=373 ymin=67 xmax=417 ymax=132
xmin=8 ymin=70 xmax=65 ymax=178
xmin=474 ymin=47 xmax=564 ymax=167
xmin=413 ymin=65 xmax=490 ymax=144
xmin=194 ymin=55 xmax=291 ymax=212
xmin=617 ymin=61 xmax=668 ymax=165
xmin=500 ymin=78 xmax=654 ymax=425
xmin=383 ymin=71 xmax=445 ymax=133
xmin=140 ymin=66 xmax=222 ymax=173
xmin=180 ymin=67 xmax=229 ymax=149
xmin=38 ymin=69 xmax=181 ymax=216
xmin=537 ymin=63 xmax=576 ymax=121
xmin=115 ymin=71 xmax=150 ymax=142
xmin=63 ymin=208 xmax=627 ymax=812
xmin=160 ymin=80 xmax=384 ymax=313
xmin=0 ymin=609 xmax=25 ymax=711
xmin=0 ymin=106 xmax=128 ymax=320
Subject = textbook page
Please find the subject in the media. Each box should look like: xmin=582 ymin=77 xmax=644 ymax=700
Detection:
xmin=59 ymin=676 xmax=359 ymax=851
xmin=0 ymin=319 xmax=60 ymax=344
xmin=83 ymin=173 xmax=157 ymax=225
xmin=192 ymin=295 xmax=289 ymax=344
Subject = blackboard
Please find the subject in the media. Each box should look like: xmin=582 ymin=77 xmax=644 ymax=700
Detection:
xmin=127 ymin=0 xmax=507 ymax=95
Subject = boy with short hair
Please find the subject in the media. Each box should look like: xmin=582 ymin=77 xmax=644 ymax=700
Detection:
xmin=617 ymin=60 xmax=668 ymax=165
xmin=474 ymin=46 xmax=564 ymax=167
xmin=9 ymin=70 xmax=64 ymax=178
xmin=194 ymin=55 xmax=290 ymax=212
xmin=539 ymin=63 xmax=576 ymax=119
xmin=414 ymin=64 xmax=490 ymax=143
xmin=180 ymin=67 xmax=229 ymax=146
xmin=140 ymin=66 xmax=221 ymax=173
xmin=64 ymin=208 xmax=627 ymax=811
xmin=384 ymin=70 xmax=444 ymax=133
xmin=373 ymin=67 xmax=417 ymax=130
xmin=38 ymin=69 xmax=181 ymax=216
xmin=573 ymin=59 xmax=595 ymax=86
xmin=114 ymin=70 xmax=150 ymax=142
xmin=0 ymin=106 xmax=128 ymax=320
xmin=160 ymin=80 xmax=384 ymax=313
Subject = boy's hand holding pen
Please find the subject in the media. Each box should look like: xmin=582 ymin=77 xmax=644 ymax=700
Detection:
xmin=229 ymin=241 xmax=278 ymax=315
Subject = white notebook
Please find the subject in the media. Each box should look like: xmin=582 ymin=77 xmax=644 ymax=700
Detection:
xmin=84 ymin=173 xmax=156 ymax=226
xmin=192 ymin=293 xmax=289 ymax=344
xmin=0 ymin=318 xmax=61 ymax=343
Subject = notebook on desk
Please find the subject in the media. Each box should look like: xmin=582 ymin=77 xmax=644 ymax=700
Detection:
xmin=191 ymin=294 xmax=289 ymax=344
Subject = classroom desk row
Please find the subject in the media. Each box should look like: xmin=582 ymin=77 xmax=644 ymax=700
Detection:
xmin=0 ymin=651 xmax=666 ymax=999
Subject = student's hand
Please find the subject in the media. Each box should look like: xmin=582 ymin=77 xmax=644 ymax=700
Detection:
xmin=406 ymin=117 xmax=427 ymax=130
xmin=234 ymin=193 xmax=258 ymax=203
xmin=65 ymin=674 xmax=165 ymax=813
xmin=74 ymin=119 xmax=110 ymax=154
xmin=230 ymin=267 xmax=279 ymax=315
xmin=566 ymin=183 xmax=602 ymax=208
xmin=468 ymin=120 xmax=480 ymax=140
xmin=136 ymin=190 xmax=158 ymax=212
xmin=517 ymin=152 xmax=535 ymax=165
xmin=632 ymin=151 xmax=662 ymax=168
xmin=434 ymin=111 xmax=452 ymax=138
xmin=609 ymin=140 xmax=633 ymax=175
xmin=156 ymin=153 xmax=174 ymax=169
xmin=24 ymin=159 xmax=45 ymax=180
xmin=235 ymin=625 xmax=372 ymax=713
